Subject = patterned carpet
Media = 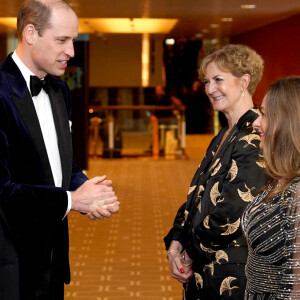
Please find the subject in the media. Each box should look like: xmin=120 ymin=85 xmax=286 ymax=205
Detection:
xmin=65 ymin=135 xmax=213 ymax=299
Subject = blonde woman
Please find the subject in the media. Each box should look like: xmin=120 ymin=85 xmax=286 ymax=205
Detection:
xmin=164 ymin=44 xmax=268 ymax=299
xmin=242 ymin=76 xmax=300 ymax=299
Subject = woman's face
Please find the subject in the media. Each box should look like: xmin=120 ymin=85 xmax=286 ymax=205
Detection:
xmin=203 ymin=61 xmax=244 ymax=115
xmin=253 ymin=96 xmax=268 ymax=149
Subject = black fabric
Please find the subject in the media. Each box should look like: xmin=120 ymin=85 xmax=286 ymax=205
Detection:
xmin=0 ymin=53 xmax=88 ymax=299
xmin=164 ymin=108 xmax=269 ymax=299
xmin=30 ymin=75 xmax=50 ymax=96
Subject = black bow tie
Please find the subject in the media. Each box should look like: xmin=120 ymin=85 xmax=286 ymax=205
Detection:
xmin=30 ymin=75 xmax=51 ymax=97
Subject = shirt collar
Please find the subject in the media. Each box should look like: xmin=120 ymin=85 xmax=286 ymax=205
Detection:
xmin=11 ymin=51 xmax=37 ymax=93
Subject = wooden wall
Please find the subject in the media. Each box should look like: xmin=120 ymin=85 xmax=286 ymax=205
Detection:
xmin=232 ymin=13 xmax=300 ymax=105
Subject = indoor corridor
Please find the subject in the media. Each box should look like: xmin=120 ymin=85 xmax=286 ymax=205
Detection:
xmin=65 ymin=134 xmax=213 ymax=299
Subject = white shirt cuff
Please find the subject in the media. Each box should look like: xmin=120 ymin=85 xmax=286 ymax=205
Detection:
xmin=63 ymin=191 xmax=72 ymax=220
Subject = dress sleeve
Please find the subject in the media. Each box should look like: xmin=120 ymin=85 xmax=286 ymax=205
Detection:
xmin=163 ymin=202 xmax=188 ymax=250
xmin=187 ymin=131 xmax=267 ymax=258
xmin=280 ymin=180 xmax=300 ymax=299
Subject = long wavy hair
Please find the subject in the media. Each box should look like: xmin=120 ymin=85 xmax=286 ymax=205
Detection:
xmin=263 ymin=76 xmax=300 ymax=200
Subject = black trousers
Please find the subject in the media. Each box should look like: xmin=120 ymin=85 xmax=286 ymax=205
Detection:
xmin=22 ymin=268 xmax=65 ymax=300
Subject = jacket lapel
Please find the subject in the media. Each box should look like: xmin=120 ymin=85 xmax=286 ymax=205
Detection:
xmin=3 ymin=54 xmax=55 ymax=186
xmin=48 ymin=81 xmax=72 ymax=190
xmin=11 ymin=92 xmax=55 ymax=186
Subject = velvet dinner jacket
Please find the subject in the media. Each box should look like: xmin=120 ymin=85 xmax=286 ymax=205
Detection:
xmin=0 ymin=53 xmax=87 ymax=299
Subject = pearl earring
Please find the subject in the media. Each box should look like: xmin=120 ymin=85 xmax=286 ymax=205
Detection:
xmin=242 ymin=91 xmax=245 ymax=97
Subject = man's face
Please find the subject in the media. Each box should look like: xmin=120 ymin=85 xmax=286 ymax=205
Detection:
xmin=30 ymin=6 xmax=78 ymax=78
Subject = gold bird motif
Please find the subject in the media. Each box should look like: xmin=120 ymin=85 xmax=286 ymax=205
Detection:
xmin=210 ymin=182 xmax=224 ymax=206
xmin=220 ymin=218 xmax=241 ymax=235
xmin=181 ymin=209 xmax=189 ymax=226
xmin=256 ymin=160 xmax=265 ymax=168
xmin=227 ymin=159 xmax=238 ymax=182
xmin=197 ymin=185 xmax=205 ymax=197
xmin=203 ymin=262 xmax=214 ymax=276
xmin=210 ymin=158 xmax=220 ymax=172
xmin=215 ymin=250 xmax=229 ymax=264
xmin=238 ymin=183 xmax=255 ymax=202
xmin=239 ymin=134 xmax=260 ymax=148
xmin=188 ymin=185 xmax=196 ymax=195
xmin=203 ymin=215 xmax=210 ymax=229
xmin=195 ymin=272 xmax=203 ymax=290
xmin=200 ymin=243 xmax=216 ymax=253
xmin=211 ymin=162 xmax=222 ymax=176
xmin=229 ymin=135 xmax=236 ymax=144
xmin=251 ymin=108 xmax=260 ymax=115
xmin=220 ymin=277 xmax=239 ymax=296
xmin=197 ymin=201 xmax=202 ymax=213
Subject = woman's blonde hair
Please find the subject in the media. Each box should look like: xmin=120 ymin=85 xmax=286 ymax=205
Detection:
xmin=263 ymin=76 xmax=300 ymax=199
xmin=199 ymin=44 xmax=264 ymax=95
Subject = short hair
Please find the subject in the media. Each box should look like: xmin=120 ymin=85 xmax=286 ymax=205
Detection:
xmin=17 ymin=0 xmax=75 ymax=40
xmin=199 ymin=44 xmax=264 ymax=95
xmin=263 ymin=76 xmax=300 ymax=199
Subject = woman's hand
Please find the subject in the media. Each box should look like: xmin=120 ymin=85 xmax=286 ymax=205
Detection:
xmin=167 ymin=241 xmax=194 ymax=284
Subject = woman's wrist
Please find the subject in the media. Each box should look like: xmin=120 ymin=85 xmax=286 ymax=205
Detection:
xmin=166 ymin=249 xmax=181 ymax=260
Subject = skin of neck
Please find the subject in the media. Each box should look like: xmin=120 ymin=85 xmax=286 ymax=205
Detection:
xmin=15 ymin=42 xmax=47 ymax=79
xmin=223 ymin=92 xmax=254 ymax=130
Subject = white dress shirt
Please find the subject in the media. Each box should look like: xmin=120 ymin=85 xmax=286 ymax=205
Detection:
xmin=12 ymin=51 xmax=71 ymax=217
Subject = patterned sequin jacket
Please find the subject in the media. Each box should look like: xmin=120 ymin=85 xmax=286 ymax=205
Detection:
xmin=242 ymin=178 xmax=300 ymax=299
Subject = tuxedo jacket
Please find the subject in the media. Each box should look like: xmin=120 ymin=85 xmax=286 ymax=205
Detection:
xmin=0 ymin=54 xmax=88 ymax=299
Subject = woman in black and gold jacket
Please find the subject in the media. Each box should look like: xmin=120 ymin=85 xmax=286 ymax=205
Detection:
xmin=164 ymin=44 xmax=268 ymax=299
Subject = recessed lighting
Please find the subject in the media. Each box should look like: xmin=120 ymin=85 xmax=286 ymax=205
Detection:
xmin=0 ymin=17 xmax=178 ymax=34
xmin=210 ymin=24 xmax=219 ymax=28
xmin=241 ymin=4 xmax=256 ymax=9
xmin=202 ymin=29 xmax=209 ymax=33
xmin=165 ymin=38 xmax=175 ymax=45
xmin=221 ymin=18 xmax=233 ymax=22
xmin=195 ymin=33 xmax=203 ymax=38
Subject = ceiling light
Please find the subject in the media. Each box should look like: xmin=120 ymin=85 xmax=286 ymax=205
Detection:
xmin=0 ymin=17 xmax=178 ymax=34
xmin=202 ymin=29 xmax=209 ymax=33
xmin=165 ymin=38 xmax=175 ymax=45
xmin=210 ymin=24 xmax=219 ymax=28
xmin=240 ymin=4 xmax=256 ymax=9
xmin=78 ymin=18 xmax=178 ymax=34
xmin=221 ymin=18 xmax=233 ymax=22
xmin=194 ymin=33 xmax=203 ymax=38
xmin=0 ymin=17 xmax=17 ymax=29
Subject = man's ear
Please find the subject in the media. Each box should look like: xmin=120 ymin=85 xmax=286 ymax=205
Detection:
xmin=23 ymin=24 xmax=36 ymax=45
xmin=241 ymin=73 xmax=251 ymax=92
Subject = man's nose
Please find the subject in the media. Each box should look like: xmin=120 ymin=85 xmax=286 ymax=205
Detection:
xmin=65 ymin=42 xmax=75 ymax=58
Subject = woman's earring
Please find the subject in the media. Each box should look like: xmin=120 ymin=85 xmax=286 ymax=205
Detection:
xmin=242 ymin=90 xmax=245 ymax=97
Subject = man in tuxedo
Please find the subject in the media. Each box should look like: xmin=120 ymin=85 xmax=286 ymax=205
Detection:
xmin=0 ymin=0 xmax=119 ymax=299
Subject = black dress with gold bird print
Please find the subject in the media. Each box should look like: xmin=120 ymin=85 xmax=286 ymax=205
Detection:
xmin=164 ymin=108 xmax=268 ymax=299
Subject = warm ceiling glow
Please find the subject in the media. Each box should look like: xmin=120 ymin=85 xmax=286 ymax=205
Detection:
xmin=0 ymin=17 xmax=178 ymax=34
xmin=141 ymin=33 xmax=150 ymax=87
xmin=0 ymin=18 xmax=17 ymax=29
xmin=78 ymin=18 xmax=178 ymax=34
xmin=165 ymin=38 xmax=175 ymax=45
xmin=221 ymin=18 xmax=233 ymax=22
xmin=241 ymin=4 xmax=256 ymax=9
